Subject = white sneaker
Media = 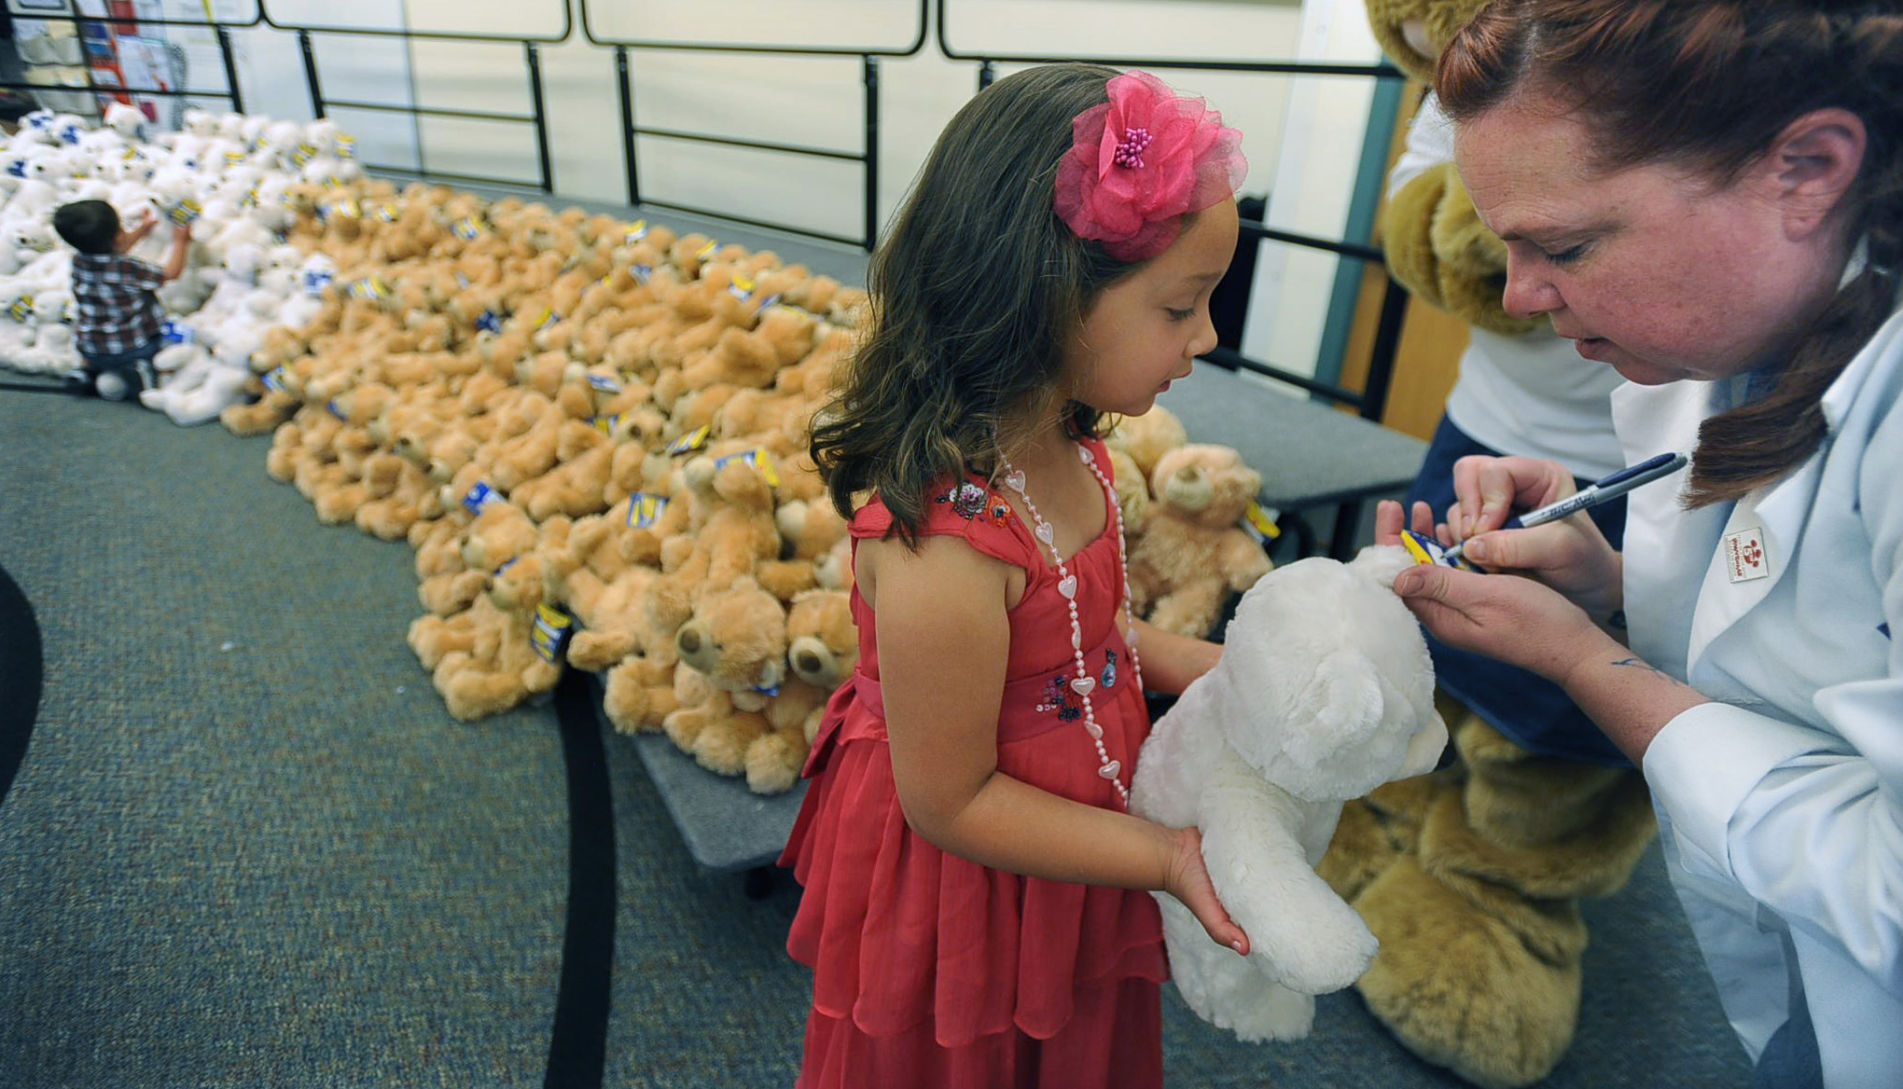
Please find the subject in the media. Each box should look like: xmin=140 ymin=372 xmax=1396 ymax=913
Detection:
xmin=95 ymin=370 xmax=130 ymax=401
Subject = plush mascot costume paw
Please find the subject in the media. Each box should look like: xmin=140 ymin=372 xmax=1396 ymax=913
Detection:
xmin=1320 ymin=701 xmax=1656 ymax=1088
xmin=1316 ymin=3 xmax=1661 ymax=1086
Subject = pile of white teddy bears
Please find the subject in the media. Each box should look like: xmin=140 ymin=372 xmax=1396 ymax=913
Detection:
xmin=0 ymin=100 xmax=348 ymax=425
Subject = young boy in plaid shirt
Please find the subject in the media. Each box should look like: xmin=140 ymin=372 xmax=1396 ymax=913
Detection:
xmin=51 ymin=200 xmax=191 ymax=401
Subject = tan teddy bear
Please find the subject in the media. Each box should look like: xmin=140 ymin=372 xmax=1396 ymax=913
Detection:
xmin=508 ymin=418 xmax=616 ymax=522
xmin=775 ymin=496 xmax=851 ymax=593
xmin=728 ymin=585 xmax=861 ymax=793
xmin=407 ymin=592 xmax=563 ymax=721
xmin=662 ymin=575 xmax=788 ymax=779
xmin=785 ymin=587 xmax=857 ymax=739
xmin=412 ymin=516 xmax=489 ymax=619
xmin=1125 ymin=443 xmax=1273 ymax=638
xmin=645 ymin=452 xmax=784 ymax=630
xmin=354 ymin=455 xmax=442 ymax=542
xmin=1106 ymin=404 xmax=1188 ymax=482
xmin=673 ymin=303 xmax=817 ymax=395
xmin=486 ymin=516 xmax=572 ymax=614
xmin=600 ymin=647 xmax=682 ymax=736
xmin=221 ymin=380 xmax=302 ymax=436
xmin=1103 ymin=444 xmax=1152 ymax=537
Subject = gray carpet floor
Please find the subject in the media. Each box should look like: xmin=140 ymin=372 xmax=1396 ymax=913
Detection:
xmin=0 ymin=199 xmax=1753 ymax=1088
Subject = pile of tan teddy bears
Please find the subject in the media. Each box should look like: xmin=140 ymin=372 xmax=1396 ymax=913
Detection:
xmin=218 ymin=175 xmax=1277 ymax=797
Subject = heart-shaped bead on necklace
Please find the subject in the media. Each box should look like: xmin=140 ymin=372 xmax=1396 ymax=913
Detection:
xmin=999 ymin=442 xmax=1145 ymax=805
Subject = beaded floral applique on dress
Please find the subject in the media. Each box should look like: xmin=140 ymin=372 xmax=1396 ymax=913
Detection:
xmin=936 ymin=481 xmax=1011 ymax=527
xmin=1038 ymin=676 xmax=1084 ymax=721
xmin=1037 ymin=651 xmax=1119 ymax=722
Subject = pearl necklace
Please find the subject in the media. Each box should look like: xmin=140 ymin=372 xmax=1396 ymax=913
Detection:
xmin=999 ymin=442 xmax=1144 ymax=806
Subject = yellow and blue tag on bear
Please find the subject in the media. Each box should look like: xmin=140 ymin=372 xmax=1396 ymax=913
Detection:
xmin=1400 ymin=529 xmax=1486 ymax=573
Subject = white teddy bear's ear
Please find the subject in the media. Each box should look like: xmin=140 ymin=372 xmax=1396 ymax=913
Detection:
xmin=1280 ymin=657 xmax=1384 ymax=766
xmin=1396 ymin=708 xmax=1451 ymax=780
xmin=1347 ymin=543 xmax=1415 ymax=587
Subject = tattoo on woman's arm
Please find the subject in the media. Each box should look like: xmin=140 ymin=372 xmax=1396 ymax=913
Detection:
xmin=1609 ymin=657 xmax=1672 ymax=678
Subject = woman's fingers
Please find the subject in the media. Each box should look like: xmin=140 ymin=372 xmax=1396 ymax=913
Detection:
xmin=1391 ymin=562 xmax=1610 ymax=680
xmin=1447 ymin=455 xmax=1577 ymax=540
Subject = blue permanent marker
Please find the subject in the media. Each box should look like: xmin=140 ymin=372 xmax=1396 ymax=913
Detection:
xmin=1440 ymin=451 xmax=1689 ymax=566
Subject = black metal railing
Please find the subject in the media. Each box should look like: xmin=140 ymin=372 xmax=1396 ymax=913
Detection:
xmin=259 ymin=0 xmax=572 ymax=193
xmin=578 ymin=0 xmax=930 ymax=252
xmin=943 ymin=3 xmax=1408 ymax=422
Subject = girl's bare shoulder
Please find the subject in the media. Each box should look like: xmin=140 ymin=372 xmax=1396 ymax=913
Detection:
xmin=856 ymin=531 xmax=1023 ymax=616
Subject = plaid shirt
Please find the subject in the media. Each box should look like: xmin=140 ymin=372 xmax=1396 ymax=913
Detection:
xmin=71 ymin=252 xmax=164 ymax=356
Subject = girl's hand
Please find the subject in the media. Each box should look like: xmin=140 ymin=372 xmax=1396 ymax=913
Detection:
xmin=1390 ymin=561 xmax=1624 ymax=687
xmin=1163 ymin=826 xmax=1250 ymax=955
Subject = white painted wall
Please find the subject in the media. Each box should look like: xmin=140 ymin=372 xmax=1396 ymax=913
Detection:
xmin=1242 ymin=0 xmax=1383 ymax=382
xmin=131 ymin=0 xmax=1389 ymax=378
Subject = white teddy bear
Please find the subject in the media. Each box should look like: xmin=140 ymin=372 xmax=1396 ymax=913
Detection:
xmin=140 ymin=339 xmax=250 ymax=426
xmin=190 ymin=241 xmax=265 ymax=328
xmin=1128 ymin=543 xmax=1449 ymax=1043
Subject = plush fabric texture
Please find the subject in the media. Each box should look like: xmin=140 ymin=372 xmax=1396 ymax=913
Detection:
xmin=1129 ymin=544 xmax=1449 ymax=1042
xmin=1319 ymin=711 xmax=1657 ymax=1089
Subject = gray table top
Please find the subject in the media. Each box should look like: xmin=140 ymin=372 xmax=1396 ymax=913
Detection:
xmin=1155 ymin=365 xmax=1427 ymax=510
xmin=628 ymin=732 xmax=806 ymax=874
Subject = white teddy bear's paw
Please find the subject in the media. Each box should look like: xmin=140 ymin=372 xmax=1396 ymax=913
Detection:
xmin=1262 ymin=911 xmax=1379 ymax=995
xmin=1224 ymin=982 xmax=1317 ymax=1043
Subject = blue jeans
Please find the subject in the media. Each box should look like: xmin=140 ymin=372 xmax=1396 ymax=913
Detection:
xmin=1404 ymin=415 xmax=1631 ymax=765
xmin=1753 ymin=928 xmax=1823 ymax=1089
xmin=77 ymin=338 xmax=161 ymax=395
xmin=78 ymin=338 xmax=162 ymax=372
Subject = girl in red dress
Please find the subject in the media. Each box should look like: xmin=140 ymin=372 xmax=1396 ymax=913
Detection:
xmin=781 ymin=64 xmax=1254 ymax=1088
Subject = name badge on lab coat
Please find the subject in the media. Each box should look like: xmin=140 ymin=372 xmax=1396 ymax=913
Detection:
xmin=1722 ymin=527 xmax=1771 ymax=583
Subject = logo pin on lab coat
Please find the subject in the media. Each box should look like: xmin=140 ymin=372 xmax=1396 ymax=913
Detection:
xmin=1723 ymin=527 xmax=1770 ymax=582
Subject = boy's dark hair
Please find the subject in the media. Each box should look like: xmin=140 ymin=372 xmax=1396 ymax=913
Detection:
xmin=52 ymin=200 xmax=120 ymax=255
xmin=810 ymin=63 xmax=1140 ymax=545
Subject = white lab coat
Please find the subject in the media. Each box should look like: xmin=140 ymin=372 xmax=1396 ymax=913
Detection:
xmin=1614 ymin=303 xmax=1903 ymax=1087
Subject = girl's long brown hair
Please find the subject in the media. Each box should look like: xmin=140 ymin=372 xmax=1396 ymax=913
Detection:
xmin=809 ymin=64 xmax=1141 ymax=544
xmin=1439 ymin=0 xmax=1902 ymax=507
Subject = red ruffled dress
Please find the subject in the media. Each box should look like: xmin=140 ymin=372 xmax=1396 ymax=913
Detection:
xmin=780 ymin=438 xmax=1168 ymax=1089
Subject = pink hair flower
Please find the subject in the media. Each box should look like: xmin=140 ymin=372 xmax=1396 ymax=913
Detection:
xmin=1055 ymin=69 xmax=1247 ymax=262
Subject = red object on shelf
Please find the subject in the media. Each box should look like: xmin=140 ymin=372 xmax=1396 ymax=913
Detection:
xmin=81 ymin=1 xmax=152 ymax=116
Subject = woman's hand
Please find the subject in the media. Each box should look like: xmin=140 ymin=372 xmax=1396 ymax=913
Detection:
xmin=1390 ymin=560 xmax=1624 ymax=686
xmin=1377 ymin=455 xmax=1626 ymax=624
xmin=1444 ymin=454 xmax=1576 ymax=542
xmin=1163 ymin=826 xmax=1250 ymax=955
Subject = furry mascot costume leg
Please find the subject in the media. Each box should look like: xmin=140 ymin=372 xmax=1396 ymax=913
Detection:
xmin=1320 ymin=700 xmax=1656 ymax=1088
xmin=1314 ymin=2 xmax=1661 ymax=1085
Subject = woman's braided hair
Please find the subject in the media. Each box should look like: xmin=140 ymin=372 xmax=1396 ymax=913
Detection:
xmin=1439 ymin=0 xmax=1902 ymax=507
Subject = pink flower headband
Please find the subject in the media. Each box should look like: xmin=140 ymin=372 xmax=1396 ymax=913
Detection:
xmin=1055 ymin=70 xmax=1247 ymax=262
